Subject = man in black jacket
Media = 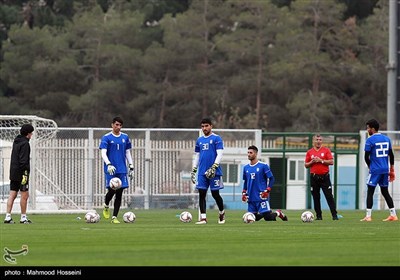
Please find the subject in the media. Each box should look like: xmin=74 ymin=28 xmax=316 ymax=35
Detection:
xmin=4 ymin=123 xmax=34 ymax=224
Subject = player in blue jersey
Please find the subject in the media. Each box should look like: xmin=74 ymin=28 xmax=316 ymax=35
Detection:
xmin=241 ymin=145 xmax=287 ymax=221
xmin=100 ymin=117 xmax=134 ymax=224
xmin=191 ymin=118 xmax=225 ymax=224
xmin=361 ymin=119 xmax=397 ymax=222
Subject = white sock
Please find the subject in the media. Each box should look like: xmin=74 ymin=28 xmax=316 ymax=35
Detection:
xmin=5 ymin=213 xmax=11 ymax=220
xmin=389 ymin=208 xmax=397 ymax=216
xmin=366 ymin=209 xmax=372 ymax=217
xmin=21 ymin=214 xmax=27 ymax=220
xmin=200 ymin=214 xmax=206 ymax=220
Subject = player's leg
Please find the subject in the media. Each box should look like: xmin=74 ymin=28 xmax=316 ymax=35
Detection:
xmin=261 ymin=211 xmax=277 ymax=221
xmin=4 ymin=185 xmax=18 ymax=223
xmin=111 ymin=188 xmax=123 ymax=223
xmin=360 ymin=183 xmax=376 ymax=221
xmin=196 ymin=189 xmax=208 ymax=224
xmin=210 ymin=176 xmax=225 ymax=224
xmin=103 ymin=189 xmax=115 ymax=219
xmin=103 ymin=176 xmax=115 ymax=219
xmin=211 ymin=190 xmax=225 ymax=224
xmin=361 ymin=173 xmax=381 ymax=221
xmin=275 ymin=209 xmax=288 ymax=221
xmin=381 ymin=186 xmax=398 ymax=221
xmin=19 ymin=185 xmax=32 ymax=223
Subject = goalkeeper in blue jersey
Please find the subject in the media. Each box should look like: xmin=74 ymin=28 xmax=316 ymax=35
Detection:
xmin=99 ymin=117 xmax=134 ymax=224
xmin=191 ymin=118 xmax=225 ymax=224
xmin=361 ymin=119 xmax=397 ymax=222
xmin=241 ymin=145 xmax=287 ymax=222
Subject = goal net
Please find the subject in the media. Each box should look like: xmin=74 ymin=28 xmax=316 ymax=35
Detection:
xmin=0 ymin=115 xmax=58 ymax=142
xmin=0 ymin=115 xmax=61 ymax=214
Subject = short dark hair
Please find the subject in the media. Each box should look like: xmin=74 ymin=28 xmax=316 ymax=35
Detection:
xmin=201 ymin=118 xmax=212 ymax=125
xmin=366 ymin=119 xmax=379 ymax=131
xmin=112 ymin=116 xmax=123 ymax=125
xmin=248 ymin=145 xmax=258 ymax=152
xmin=20 ymin=124 xmax=34 ymax=136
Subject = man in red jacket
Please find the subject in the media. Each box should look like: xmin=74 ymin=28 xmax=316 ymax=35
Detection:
xmin=305 ymin=134 xmax=338 ymax=221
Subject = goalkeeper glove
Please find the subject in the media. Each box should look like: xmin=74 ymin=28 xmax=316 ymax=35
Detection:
xmin=389 ymin=166 xmax=395 ymax=182
xmin=259 ymin=187 xmax=271 ymax=200
xmin=190 ymin=167 xmax=197 ymax=184
xmin=128 ymin=164 xmax=134 ymax=179
xmin=241 ymin=190 xmax=248 ymax=203
xmin=205 ymin=163 xmax=219 ymax=179
xmin=107 ymin=164 xmax=116 ymax=175
xmin=21 ymin=170 xmax=29 ymax=185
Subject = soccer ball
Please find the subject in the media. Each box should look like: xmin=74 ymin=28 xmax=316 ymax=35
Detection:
xmin=242 ymin=212 xmax=256 ymax=223
xmin=179 ymin=211 xmax=192 ymax=223
xmin=85 ymin=212 xmax=100 ymax=223
xmin=301 ymin=211 xmax=314 ymax=223
xmin=123 ymin=211 xmax=136 ymax=223
xmin=109 ymin=177 xmax=122 ymax=190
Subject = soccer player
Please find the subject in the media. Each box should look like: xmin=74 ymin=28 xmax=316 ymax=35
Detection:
xmin=100 ymin=117 xmax=134 ymax=224
xmin=241 ymin=145 xmax=287 ymax=222
xmin=304 ymin=134 xmax=338 ymax=220
xmin=361 ymin=119 xmax=397 ymax=222
xmin=191 ymin=118 xmax=225 ymax=224
xmin=4 ymin=124 xmax=34 ymax=224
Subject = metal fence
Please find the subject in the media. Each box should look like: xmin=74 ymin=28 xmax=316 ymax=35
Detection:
xmin=1 ymin=127 xmax=398 ymax=213
xmin=0 ymin=127 xmax=261 ymax=212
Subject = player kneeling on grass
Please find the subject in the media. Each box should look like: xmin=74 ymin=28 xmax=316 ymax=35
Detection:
xmin=241 ymin=145 xmax=287 ymax=222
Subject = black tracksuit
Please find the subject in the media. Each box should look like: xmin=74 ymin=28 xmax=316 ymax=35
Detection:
xmin=10 ymin=134 xmax=31 ymax=182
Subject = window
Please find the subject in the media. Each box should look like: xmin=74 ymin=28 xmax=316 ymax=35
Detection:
xmin=221 ymin=163 xmax=239 ymax=184
xmin=288 ymin=159 xmax=305 ymax=182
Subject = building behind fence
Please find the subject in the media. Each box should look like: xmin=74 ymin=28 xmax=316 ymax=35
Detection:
xmin=0 ymin=124 xmax=399 ymax=213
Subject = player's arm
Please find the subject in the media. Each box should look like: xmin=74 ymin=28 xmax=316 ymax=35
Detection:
xmin=241 ymin=185 xmax=248 ymax=202
xmin=191 ymin=152 xmax=199 ymax=184
xmin=205 ymin=149 xmax=223 ymax=179
xmin=126 ymin=149 xmax=134 ymax=178
xmin=126 ymin=149 xmax=133 ymax=166
xmin=192 ymin=152 xmax=199 ymax=169
xmin=267 ymin=175 xmax=275 ymax=189
xmin=364 ymin=151 xmax=371 ymax=168
xmin=260 ymin=174 xmax=274 ymax=200
xmin=389 ymin=149 xmax=395 ymax=182
xmin=214 ymin=149 xmax=223 ymax=165
xmin=389 ymin=149 xmax=394 ymax=166
xmin=101 ymin=149 xmax=111 ymax=165
xmin=19 ymin=142 xmax=31 ymax=170
xmin=101 ymin=149 xmax=116 ymax=175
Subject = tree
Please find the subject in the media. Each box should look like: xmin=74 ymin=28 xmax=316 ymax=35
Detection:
xmin=270 ymin=0 xmax=362 ymax=132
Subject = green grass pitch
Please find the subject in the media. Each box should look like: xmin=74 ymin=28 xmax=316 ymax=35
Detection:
xmin=1 ymin=209 xmax=399 ymax=267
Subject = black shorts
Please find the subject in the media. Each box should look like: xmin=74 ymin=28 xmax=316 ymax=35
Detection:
xmin=10 ymin=180 xmax=29 ymax=192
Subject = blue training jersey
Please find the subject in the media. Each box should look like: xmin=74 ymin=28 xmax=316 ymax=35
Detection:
xmin=195 ymin=133 xmax=223 ymax=176
xmin=242 ymin=161 xmax=274 ymax=202
xmin=99 ymin=132 xmax=132 ymax=174
xmin=364 ymin=133 xmax=392 ymax=174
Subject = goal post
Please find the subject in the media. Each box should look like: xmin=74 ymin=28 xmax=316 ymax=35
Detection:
xmin=0 ymin=115 xmax=59 ymax=213
xmin=0 ymin=115 xmax=58 ymax=142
